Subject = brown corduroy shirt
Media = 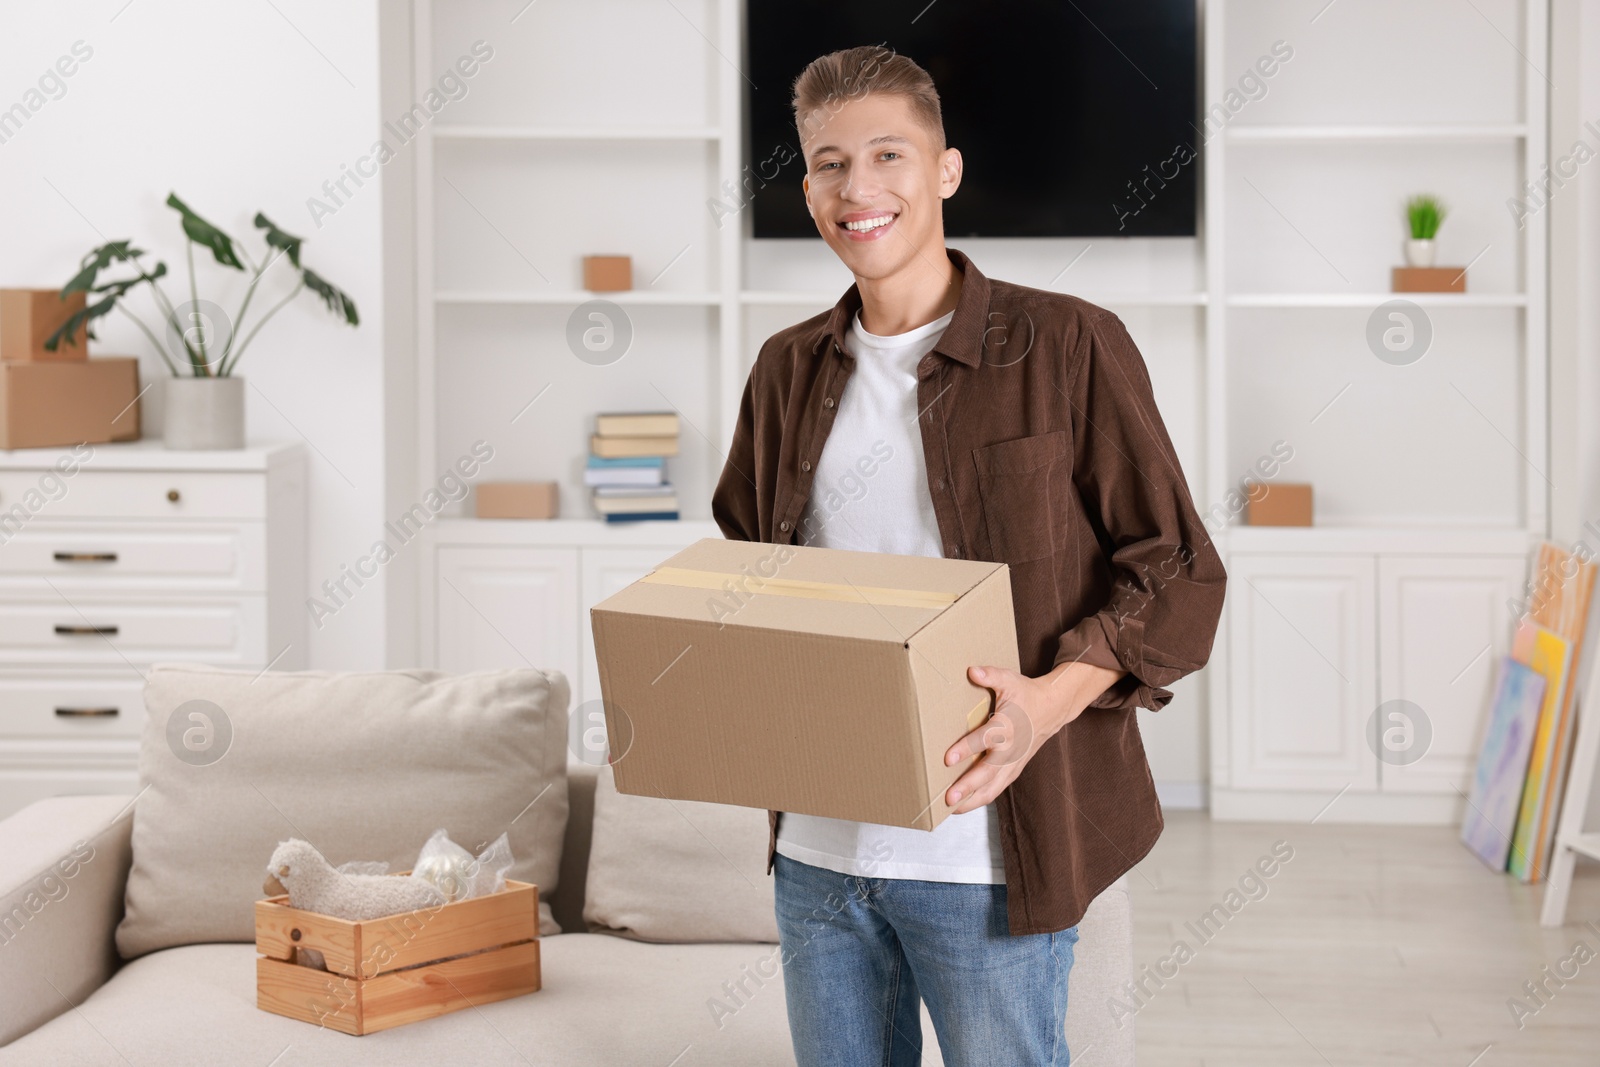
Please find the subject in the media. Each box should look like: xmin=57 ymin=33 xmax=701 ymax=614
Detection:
xmin=710 ymin=246 xmax=1227 ymax=936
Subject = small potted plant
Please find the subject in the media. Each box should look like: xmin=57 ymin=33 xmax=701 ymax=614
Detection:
xmin=46 ymin=193 xmax=358 ymax=450
xmin=1404 ymin=194 xmax=1447 ymax=268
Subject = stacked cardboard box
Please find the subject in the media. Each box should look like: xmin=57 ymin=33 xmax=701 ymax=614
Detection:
xmin=587 ymin=412 xmax=679 ymax=522
xmin=0 ymin=289 xmax=141 ymax=448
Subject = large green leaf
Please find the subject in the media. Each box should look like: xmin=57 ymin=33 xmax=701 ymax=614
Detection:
xmin=46 ymin=293 xmax=117 ymax=351
xmin=46 ymin=261 xmax=168 ymax=351
xmin=166 ymin=192 xmax=243 ymax=270
xmin=61 ymin=240 xmax=145 ymax=297
xmin=253 ymin=212 xmax=302 ymax=268
xmin=301 ymin=268 xmax=359 ymax=326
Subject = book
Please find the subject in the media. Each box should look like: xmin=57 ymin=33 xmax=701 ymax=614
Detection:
xmin=591 ymin=433 xmax=679 ymax=459
xmin=1461 ymin=657 xmax=1547 ymax=871
xmin=586 ymin=455 xmax=664 ymax=469
xmin=583 ymin=466 xmax=664 ymax=487
xmin=594 ymin=493 xmax=680 ymax=514
xmin=595 ymin=412 xmax=680 ymax=437
xmin=593 ymin=483 xmax=675 ymax=497
xmin=603 ymin=510 xmax=679 ymax=523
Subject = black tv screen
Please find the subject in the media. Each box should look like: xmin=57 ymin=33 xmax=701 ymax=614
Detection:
xmin=745 ymin=0 xmax=1198 ymax=239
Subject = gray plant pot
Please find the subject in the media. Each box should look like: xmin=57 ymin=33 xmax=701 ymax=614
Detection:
xmin=164 ymin=376 xmax=246 ymax=450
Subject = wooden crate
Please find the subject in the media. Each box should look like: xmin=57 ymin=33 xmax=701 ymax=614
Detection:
xmin=255 ymin=873 xmax=541 ymax=1035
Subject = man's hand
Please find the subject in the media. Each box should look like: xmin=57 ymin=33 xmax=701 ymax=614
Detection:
xmin=941 ymin=661 xmax=1127 ymax=815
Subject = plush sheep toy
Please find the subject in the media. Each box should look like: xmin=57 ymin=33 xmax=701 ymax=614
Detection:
xmin=263 ymin=838 xmax=447 ymax=921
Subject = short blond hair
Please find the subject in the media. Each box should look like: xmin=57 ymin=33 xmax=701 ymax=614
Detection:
xmin=791 ymin=45 xmax=946 ymax=154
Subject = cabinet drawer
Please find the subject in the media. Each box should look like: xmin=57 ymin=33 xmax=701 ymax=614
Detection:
xmin=0 ymin=523 xmax=265 ymax=591
xmin=0 ymin=672 xmax=148 ymax=739
xmin=0 ymin=470 xmax=266 ymax=520
xmin=0 ymin=595 xmax=267 ymax=666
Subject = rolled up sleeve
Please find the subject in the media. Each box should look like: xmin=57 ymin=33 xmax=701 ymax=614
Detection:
xmin=1053 ymin=311 xmax=1228 ymax=712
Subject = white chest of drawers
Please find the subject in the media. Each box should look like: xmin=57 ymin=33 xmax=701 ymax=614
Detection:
xmin=0 ymin=439 xmax=306 ymax=818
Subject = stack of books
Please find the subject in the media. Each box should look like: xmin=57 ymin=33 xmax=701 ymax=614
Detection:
xmin=587 ymin=412 xmax=680 ymax=522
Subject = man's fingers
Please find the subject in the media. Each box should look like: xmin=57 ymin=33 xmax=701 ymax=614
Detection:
xmin=947 ymin=761 xmax=998 ymax=808
xmin=945 ymin=721 xmax=985 ymax=766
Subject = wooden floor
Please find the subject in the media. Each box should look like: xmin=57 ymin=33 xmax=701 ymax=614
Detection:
xmin=1122 ymin=811 xmax=1600 ymax=1066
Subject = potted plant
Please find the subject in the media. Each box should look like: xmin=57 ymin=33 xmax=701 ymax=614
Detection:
xmin=1404 ymin=194 xmax=1447 ymax=268
xmin=46 ymin=193 xmax=358 ymax=450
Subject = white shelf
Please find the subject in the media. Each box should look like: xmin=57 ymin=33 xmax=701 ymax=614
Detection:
xmin=738 ymin=290 xmax=1209 ymax=307
xmin=427 ymin=517 xmax=723 ymax=546
xmin=1227 ymin=292 xmax=1526 ymax=308
xmin=433 ymin=125 xmax=723 ymax=142
xmin=1081 ymin=293 xmax=1208 ymax=307
xmin=1223 ymin=524 xmax=1533 ymax=556
xmin=739 ymin=290 xmax=840 ymax=306
xmin=436 ymin=290 xmax=722 ymax=306
xmin=1226 ymin=124 xmax=1526 ymax=142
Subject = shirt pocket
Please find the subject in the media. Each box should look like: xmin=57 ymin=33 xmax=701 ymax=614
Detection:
xmin=971 ymin=429 xmax=1071 ymax=564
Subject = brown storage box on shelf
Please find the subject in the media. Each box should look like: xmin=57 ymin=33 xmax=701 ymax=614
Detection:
xmin=0 ymin=289 xmax=87 ymax=362
xmin=255 ymin=873 xmax=542 ymax=1036
xmin=476 ymin=481 xmax=559 ymax=519
xmin=0 ymin=357 xmax=141 ymax=448
xmin=1392 ymin=267 xmax=1466 ymax=293
xmin=1246 ymin=482 xmax=1313 ymax=526
xmin=590 ymin=538 xmax=1019 ymax=831
xmin=582 ymin=255 xmax=632 ymax=291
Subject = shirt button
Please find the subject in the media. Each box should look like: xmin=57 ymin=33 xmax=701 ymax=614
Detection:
xmin=801 ymin=460 xmax=811 ymax=472
xmin=822 ymin=397 xmax=835 ymax=409
xmin=946 ymin=543 xmax=962 ymax=558
xmin=780 ymin=520 xmax=791 ymax=532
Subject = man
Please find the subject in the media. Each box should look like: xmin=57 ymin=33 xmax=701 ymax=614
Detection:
xmin=711 ymin=45 xmax=1226 ymax=1066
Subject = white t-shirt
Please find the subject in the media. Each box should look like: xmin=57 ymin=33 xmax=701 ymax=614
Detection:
xmin=776 ymin=306 xmax=1006 ymax=884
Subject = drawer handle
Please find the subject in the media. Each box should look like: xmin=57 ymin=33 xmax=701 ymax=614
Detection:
xmin=167 ymin=489 xmax=181 ymax=503
xmin=55 ymin=706 xmax=119 ymax=718
xmin=53 ymin=552 xmax=119 ymax=563
xmin=54 ymin=624 xmax=119 ymax=636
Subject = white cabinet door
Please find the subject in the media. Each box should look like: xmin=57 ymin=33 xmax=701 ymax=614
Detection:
xmin=434 ymin=547 xmax=579 ymax=688
xmin=1227 ymin=554 xmax=1378 ymax=792
xmin=1377 ymin=554 xmax=1527 ymax=794
xmin=579 ymin=546 xmax=680 ymax=712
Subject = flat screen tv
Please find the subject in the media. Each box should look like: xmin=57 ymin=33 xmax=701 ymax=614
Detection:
xmin=745 ymin=0 xmax=1198 ymax=239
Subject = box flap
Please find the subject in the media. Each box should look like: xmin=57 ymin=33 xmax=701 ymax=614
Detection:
xmin=592 ymin=538 xmax=1003 ymax=643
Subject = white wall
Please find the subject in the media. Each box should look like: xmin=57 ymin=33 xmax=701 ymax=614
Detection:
xmin=0 ymin=0 xmax=391 ymax=669
xmin=1550 ymin=0 xmax=1600 ymax=826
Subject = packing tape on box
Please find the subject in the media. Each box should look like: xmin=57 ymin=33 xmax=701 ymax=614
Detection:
xmin=639 ymin=566 xmax=961 ymax=610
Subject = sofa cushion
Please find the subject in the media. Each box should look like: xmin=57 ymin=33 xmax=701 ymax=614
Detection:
xmin=0 ymin=937 xmax=799 ymax=1066
xmin=0 ymin=888 xmax=1134 ymax=1066
xmin=583 ymin=763 xmax=778 ymax=943
xmin=115 ymin=664 xmax=571 ymax=960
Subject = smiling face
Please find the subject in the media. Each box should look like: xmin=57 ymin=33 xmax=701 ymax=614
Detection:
xmin=800 ymin=92 xmax=961 ymax=283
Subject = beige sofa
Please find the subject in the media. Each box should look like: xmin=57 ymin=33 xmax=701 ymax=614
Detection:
xmin=0 ymin=668 xmax=1136 ymax=1066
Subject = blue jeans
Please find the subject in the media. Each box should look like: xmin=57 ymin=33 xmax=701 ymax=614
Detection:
xmin=773 ymin=851 xmax=1079 ymax=1066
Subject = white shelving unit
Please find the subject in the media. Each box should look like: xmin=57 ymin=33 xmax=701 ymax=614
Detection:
xmin=397 ymin=1 xmax=1550 ymax=818
xmin=411 ymin=0 xmax=745 ymax=527
xmin=1205 ymin=0 xmax=1548 ymax=821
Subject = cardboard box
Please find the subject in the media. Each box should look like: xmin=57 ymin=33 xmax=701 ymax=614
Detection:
xmin=475 ymin=481 xmax=559 ymax=519
xmin=1392 ymin=267 xmax=1466 ymax=293
xmin=0 ymin=289 xmax=88 ymax=362
xmin=256 ymin=873 xmax=541 ymax=1035
xmin=1246 ymin=482 xmax=1313 ymax=526
xmin=582 ymin=255 xmax=631 ymax=292
xmin=0 ymin=358 xmax=141 ymax=449
xmin=590 ymin=538 xmax=1019 ymax=830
